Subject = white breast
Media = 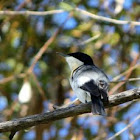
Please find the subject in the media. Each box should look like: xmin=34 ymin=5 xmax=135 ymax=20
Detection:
xmin=66 ymin=56 xmax=84 ymax=71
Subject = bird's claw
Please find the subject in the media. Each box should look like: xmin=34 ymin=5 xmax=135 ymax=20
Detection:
xmin=53 ymin=105 xmax=61 ymax=110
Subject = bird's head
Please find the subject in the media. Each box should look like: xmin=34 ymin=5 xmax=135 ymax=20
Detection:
xmin=57 ymin=52 xmax=94 ymax=71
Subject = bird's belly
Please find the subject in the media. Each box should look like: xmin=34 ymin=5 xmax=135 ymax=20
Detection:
xmin=74 ymin=89 xmax=91 ymax=103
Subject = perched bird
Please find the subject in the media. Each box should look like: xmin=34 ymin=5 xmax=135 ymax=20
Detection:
xmin=58 ymin=52 xmax=109 ymax=116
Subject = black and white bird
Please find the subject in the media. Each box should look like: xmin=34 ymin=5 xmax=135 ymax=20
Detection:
xmin=58 ymin=52 xmax=109 ymax=116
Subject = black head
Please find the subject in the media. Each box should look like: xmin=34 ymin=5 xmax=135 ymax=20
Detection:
xmin=68 ymin=52 xmax=94 ymax=65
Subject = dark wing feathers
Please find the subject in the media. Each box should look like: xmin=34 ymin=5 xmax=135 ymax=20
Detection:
xmin=80 ymin=80 xmax=108 ymax=101
xmin=80 ymin=80 xmax=108 ymax=116
xmin=80 ymin=80 xmax=101 ymax=97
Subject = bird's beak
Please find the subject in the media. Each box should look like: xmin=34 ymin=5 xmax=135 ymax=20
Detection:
xmin=56 ymin=52 xmax=69 ymax=57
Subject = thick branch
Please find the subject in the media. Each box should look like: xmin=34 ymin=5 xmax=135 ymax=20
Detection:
xmin=0 ymin=88 xmax=139 ymax=133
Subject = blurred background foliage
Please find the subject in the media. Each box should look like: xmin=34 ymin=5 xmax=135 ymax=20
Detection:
xmin=0 ymin=0 xmax=140 ymax=140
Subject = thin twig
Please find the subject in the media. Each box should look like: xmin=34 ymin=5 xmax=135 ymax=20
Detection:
xmin=31 ymin=72 xmax=47 ymax=101
xmin=110 ymin=77 xmax=140 ymax=83
xmin=109 ymin=54 xmax=140 ymax=94
xmin=16 ymin=0 xmax=31 ymax=11
xmin=77 ymin=34 xmax=101 ymax=46
xmin=75 ymin=8 xmax=140 ymax=26
xmin=112 ymin=64 xmax=140 ymax=81
xmin=0 ymin=73 xmax=26 ymax=84
xmin=0 ymin=10 xmax=64 ymax=16
xmin=0 ymin=8 xmax=140 ymax=26
xmin=108 ymin=114 xmax=140 ymax=140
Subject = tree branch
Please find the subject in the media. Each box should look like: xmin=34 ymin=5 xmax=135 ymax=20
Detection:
xmin=112 ymin=64 xmax=140 ymax=81
xmin=110 ymin=77 xmax=140 ymax=83
xmin=75 ymin=8 xmax=140 ymax=26
xmin=0 ymin=73 xmax=26 ymax=84
xmin=0 ymin=8 xmax=140 ymax=26
xmin=0 ymin=10 xmax=64 ymax=16
xmin=0 ymin=88 xmax=139 ymax=133
xmin=76 ymin=34 xmax=101 ymax=46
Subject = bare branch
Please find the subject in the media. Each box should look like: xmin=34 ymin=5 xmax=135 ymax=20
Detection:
xmin=77 ymin=34 xmax=101 ymax=46
xmin=75 ymin=8 xmax=140 ymax=26
xmin=0 ymin=8 xmax=140 ymax=26
xmin=109 ymin=54 xmax=140 ymax=94
xmin=0 ymin=73 xmax=26 ymax=84
xmin=0 ymin=10 xmax=64 ymax=16
xmin=112 ymin=64 xmax=140 ymax=81
xmin=16 ymin=0 xmax=31 ymax=11
xmin=108 ymin=114 xmax=140 ymax=140
xmin=0 ymin=88 xmax=139 ymax=133
xmin=31 ymin=73 xmax=47 ymax=101
xmin=110 ymin=77 xmax=140 ymax=83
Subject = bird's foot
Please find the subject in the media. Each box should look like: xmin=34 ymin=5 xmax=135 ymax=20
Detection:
xmin=53 ymin=105 xmax=61 ymax=110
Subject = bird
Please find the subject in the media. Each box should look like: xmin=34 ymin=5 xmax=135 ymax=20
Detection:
xmin=57 ymin=52 xmax=109 ymax=116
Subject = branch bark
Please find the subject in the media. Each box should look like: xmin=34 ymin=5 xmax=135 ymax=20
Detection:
xmin=0 ymin=88 xmax=139 ymax=133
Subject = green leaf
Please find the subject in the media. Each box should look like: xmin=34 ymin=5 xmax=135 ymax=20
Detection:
xmin=60 ymin=2 xmax=74 ymax=11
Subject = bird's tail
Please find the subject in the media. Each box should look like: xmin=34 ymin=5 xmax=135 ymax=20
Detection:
xmin=91 ymin=95 xmax=106 ymax=116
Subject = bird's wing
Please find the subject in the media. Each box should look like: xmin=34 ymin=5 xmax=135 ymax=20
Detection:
xmin=79 ymin=80 xmax=101 ymax=97
xmin=79 ymin=80 xmax=106 ymax=116
xmin=79 ymin=79 xmax=109 ymax=102
xmin=73 ymin=65 xmax=109 ymax=101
